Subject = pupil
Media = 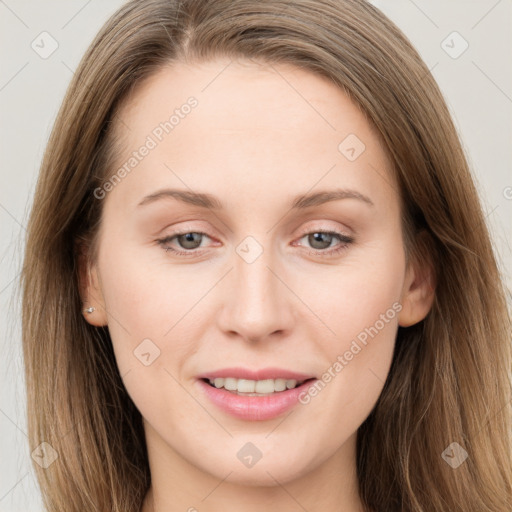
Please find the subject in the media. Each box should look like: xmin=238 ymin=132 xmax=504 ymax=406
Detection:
xmin=179 ymin=232 xmax=201 ymax=249
xmin=310 ymin=232 xmax=331 ymax=249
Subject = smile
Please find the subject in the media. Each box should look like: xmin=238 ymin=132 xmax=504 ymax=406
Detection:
xmin=197 ymin=376 xmax=318 ymax=421
xmin=205 ymin=377 xmax=307 ymax=395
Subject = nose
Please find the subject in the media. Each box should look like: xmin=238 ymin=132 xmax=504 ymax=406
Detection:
xmin=216 ymin=246 xmax=295 ymax=343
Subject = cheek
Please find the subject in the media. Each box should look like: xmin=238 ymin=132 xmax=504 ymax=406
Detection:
xmin=96 ymin=246 xmax=201 ymax=424
xmin=96 ymin=243 xmax=171 ymax=366
xmin=297 ymin=300 xmax=399 ymax=443
xmin=96 ymin=237 xmax=212 ymax=394
xmin=311 ymin=330 xmax=396 ymax=451
xmin=296 ymin=238 xmax=404 ymax=423
xmin=300 ymin=232 xmax=405 ymax=343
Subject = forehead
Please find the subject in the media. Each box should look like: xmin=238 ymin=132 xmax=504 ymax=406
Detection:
xmin=119 ymin=57 xmax=372 ymax=140
xmin=107 ymin=57 xmax=398 ymax=215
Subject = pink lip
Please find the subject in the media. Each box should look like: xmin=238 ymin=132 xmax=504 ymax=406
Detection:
xmin=197 ymin=367 xmax=316 ymax=381
xmin=196 ymin=376 xmax=318 ymax=421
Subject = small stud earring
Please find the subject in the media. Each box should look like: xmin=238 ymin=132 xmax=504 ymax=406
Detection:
xmin=84 ymin=306 xmax=95 ymax=314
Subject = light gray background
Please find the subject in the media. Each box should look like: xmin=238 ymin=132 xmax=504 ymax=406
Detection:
xmin=1 ymin=1 xmax=511 ymax=510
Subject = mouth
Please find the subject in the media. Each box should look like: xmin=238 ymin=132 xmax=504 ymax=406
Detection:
xmin=196 ymin=367 xmax=318 ymax=420
xmin=197 ymin=375 xmax=318 ymax=421
xmin=201 ymin=377 xmax=316 ymax=396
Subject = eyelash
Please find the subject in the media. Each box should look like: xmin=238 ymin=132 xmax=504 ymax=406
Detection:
xmin=156 ymin=229 xmax=354 ymax=258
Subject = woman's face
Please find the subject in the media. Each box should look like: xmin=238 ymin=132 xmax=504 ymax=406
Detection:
xmin=84 ymin=57 xmax=430 ymax=489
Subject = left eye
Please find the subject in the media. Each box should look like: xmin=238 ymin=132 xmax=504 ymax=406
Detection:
xmin=297 ymin=231 xmax=351 ymax=251
xmin=156 ymin=230 xmax=353 ymax=257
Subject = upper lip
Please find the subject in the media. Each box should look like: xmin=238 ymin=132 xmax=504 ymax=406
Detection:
xmin=198 ymin=367 xmax=316 ymax=382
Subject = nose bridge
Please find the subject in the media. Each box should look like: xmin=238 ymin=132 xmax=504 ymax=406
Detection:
xmin=218 ymin=236 xmax=293 ymax=341
xmin=236 ymin=250 xmax=275 ymax=308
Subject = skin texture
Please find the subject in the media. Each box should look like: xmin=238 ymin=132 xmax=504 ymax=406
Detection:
xmin=81 ymin=57 xmax=434 ymax=512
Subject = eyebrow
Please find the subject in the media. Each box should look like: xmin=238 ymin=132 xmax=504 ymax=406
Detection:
xmin=137 ymin=187 xmax=374 ymax=210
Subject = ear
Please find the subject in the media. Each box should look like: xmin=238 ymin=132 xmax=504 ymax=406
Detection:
xmin=76 ymin=241 xmax=108 ymax=327
xmin=398 ymin=232 xmax=436 ymax=328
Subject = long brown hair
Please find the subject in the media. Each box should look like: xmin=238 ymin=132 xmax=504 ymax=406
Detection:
xmin=21 ymin=1 xmax=512 ymax=510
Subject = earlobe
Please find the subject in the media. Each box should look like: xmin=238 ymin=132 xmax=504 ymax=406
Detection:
xmin=81 ymin=272 xmax=108 ymax=327
xmin=77 ymin=244 xmax=108 ymax=327
xmin=398 ymin=251 xmax=436 ymax=328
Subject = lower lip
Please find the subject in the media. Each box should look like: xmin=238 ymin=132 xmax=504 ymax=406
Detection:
xmin=197 ymin=378 xmax=318 ymax=421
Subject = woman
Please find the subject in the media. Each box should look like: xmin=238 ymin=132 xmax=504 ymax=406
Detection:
xmin=21 ymin=0 xmax=512 ymax=511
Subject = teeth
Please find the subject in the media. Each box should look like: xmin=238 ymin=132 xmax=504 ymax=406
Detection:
xmin=208 ymin=377 xmax=304 ymax=394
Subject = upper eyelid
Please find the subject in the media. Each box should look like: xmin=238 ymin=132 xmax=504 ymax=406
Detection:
xmin=160 ymin=226 xmax=351 ymax=240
